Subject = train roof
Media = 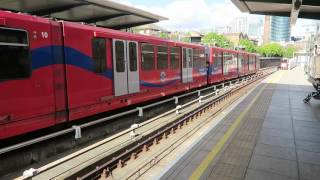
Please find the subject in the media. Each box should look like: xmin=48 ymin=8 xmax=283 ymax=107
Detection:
xmin=0 ymin=9 xmax=257 ymax=55
xmin=0 ymin=9 xmax=203 ymax=49
xmin=63 ymin=20 xmax=205 ymax=48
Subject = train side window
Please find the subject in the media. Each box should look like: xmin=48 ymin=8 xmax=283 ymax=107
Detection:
xmin=193 ymin=49 xmax=201 ymax=68
xmin=183 ymin=48 xmax=187 ymax=68
xmin=192 ymin=49 xmax=205 ymax=69
xmin=188 ymin=49 xmax=193 ymax=67
xmin=129 ymin=42 xmax=137 ymax=71
xmin=142 ymin=43 xmax=155 ymax=71
xmin=244 ymin=55 xmax=248 ymax=64
xmin=213 ymin=52 xmax=222 ymax=67
xmin=233 ymin=53 xmax=238 ymax=64
xmin=0 ymin=27 xmax=31 ymax=80
xmin=248 ymin=55 xmax=252 ymax=70
xmin=199 ymin=49 xmax=206 ymax=68
xmin=115 ymin=41 xmax=125 ymax=72
xmin=157 ymin=46 xmax=168 ymax=70
xmin=223 ymin=52 xmax=232 ymax=75
xmin=170 ymin=47 xmax=180 ymax=70
xmin=92 ymin=38 xmax=106 ymax=73
xmin=238 ymin=54 xmax=243 ymax=65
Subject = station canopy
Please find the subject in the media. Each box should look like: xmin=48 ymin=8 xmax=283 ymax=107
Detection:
xmin=0 ymin=0 xmax=167 ymax=29
xmin=231 ymin=0 xmax=320 ymax=24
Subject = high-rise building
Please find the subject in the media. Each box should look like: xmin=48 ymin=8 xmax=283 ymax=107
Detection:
xmin=230 ymin=16 xmax=248 ymax=34
xmin=214 ymin=26 xmax=232 ymax=34
xmin=248 ymin=19 xmax=263 ymax=37
xmin=263 ymin=16 xmax=271 ymax=44
xmin=299 ymin=23 xmax=320 ymax=38
xmin=270 ymin=16 xmax=291 ymax=42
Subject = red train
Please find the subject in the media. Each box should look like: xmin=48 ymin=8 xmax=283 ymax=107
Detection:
xmin=0 ymin=10 xmax=259 ymax=140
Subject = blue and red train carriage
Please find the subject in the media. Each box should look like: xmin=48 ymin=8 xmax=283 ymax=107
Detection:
xmin=0 ymin=10 xmax=258 ymax=140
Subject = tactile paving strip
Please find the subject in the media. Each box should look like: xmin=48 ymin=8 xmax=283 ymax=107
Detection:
xmin=160 ymin=82 xmax=274 ymax=180
xmin=204 ymin=84 xmax=277 ymax=180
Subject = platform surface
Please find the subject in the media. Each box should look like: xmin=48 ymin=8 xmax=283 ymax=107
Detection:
xmin=159 ymin=67 xmax=320 ymax=180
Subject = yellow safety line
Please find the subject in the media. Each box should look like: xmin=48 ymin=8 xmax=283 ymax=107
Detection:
xmin=189 ymin=71 xmax=284 ymax=180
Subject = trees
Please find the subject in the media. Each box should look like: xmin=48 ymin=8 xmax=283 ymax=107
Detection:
xmin=257 ymin=43 xmax=284 ymax=57
xmin=239 ymin=39 xmax=256 ymax=53
xmin=202 ymin=33 xmax=233 ymax=48
xmin=168 ymin=30 xmax=296 ymax=58
xmin=284 ymin=47 xmax=295 ymax=58
xmin=159 ymin=32 xmax=169 ymax=39
xmin=180 ymin=36 xmax=191 ymax=43
xmin=257 ymin=43 xmax=295 ymax=58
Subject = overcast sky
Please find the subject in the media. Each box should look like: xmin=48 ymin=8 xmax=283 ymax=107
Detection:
xmin=117 ymin=0 xmax=319 ymax=36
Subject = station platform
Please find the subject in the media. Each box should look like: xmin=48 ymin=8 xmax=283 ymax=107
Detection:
xmin=158 ymin=67 xmax=320 ymax=180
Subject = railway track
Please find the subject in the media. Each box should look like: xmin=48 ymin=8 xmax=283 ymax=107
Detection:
xmin=1 ymin=73 xmax=225 ymax=178
xmin=12 ymin=67 xmax=277 ymax=180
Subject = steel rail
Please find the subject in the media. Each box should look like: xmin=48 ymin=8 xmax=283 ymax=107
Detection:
xmin=26 ymin=79 xmax=240 ymax=178
xmin=77 ymin=68 xmax=277 ymax=180
xmin=15 ymin=67 xmax=276 ymax=180
xmin=0 ymin=72 xmax=259 ymax=155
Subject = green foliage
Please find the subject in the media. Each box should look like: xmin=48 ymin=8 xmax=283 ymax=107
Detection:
xmin=170 ymin=34 xmax=179 ymax=41
xmin=131 ymin=27 xmax=141 ymax=33
xmin=239 ymin=39 xmax=256 ymax=53
xmin=181 ymin=37 xmax=191 ymax=43
xmin=159 ymin=32 xmax=169 ymax=39
xmin=202 ymin=33 xmax=233 ymax=48
xmin=180 ymin=32 xmax=192 ymax=42
xmin=257 ymin=43 xmax=285 ymax=57
xmin=257 ymin=43 xmax=296 ymax=58
xmin=284 ymin=47 xmax=295 ymax=58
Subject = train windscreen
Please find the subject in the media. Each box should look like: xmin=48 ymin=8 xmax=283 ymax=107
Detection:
xmin=0 ymin=27 xmax=31 ymax=80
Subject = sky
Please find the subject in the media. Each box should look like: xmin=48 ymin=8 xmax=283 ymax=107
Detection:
xmin=116 ymin=0 xmax=319 ymax=36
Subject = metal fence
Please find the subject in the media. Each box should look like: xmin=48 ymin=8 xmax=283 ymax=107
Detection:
xmin=259 ymin=57 xmax=282 ymax=69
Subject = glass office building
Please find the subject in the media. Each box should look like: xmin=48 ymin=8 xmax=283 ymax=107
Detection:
xmin=270 ymin=16 xmax=291 ymax=42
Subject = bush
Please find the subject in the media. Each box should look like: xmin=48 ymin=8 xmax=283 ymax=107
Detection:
xmin=257 ymin=43 xmax=285 ymax=57
xmin=239 ymin=39 xmax=256 ymax=53
xmin=284 ymin=47 xmax=295 ymax=58
xmin=202 ymin=33 xmax=233 ymax=48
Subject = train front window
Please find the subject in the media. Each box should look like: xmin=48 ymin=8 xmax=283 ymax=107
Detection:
xmin=0 ymin=27 xmax=31 ymax=80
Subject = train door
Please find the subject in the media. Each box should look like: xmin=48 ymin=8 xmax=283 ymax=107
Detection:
xmin=182 ymin=48 xmax=193 ymax=83
xmin=113 ymin=39 xmax=139 ymax=96
xmin=238 ymin=53 xmax=243 ymax=76
xmin=205 ymin=47 xmax=210 ymax=83
xmin=127 ymin=41 xmax=139 ymax=94
xmin=51 ymin=21 xmax=68 ymax=123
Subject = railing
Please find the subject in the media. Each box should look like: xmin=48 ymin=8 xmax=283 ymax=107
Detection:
xmin=0 ymin=68 xmax=277 ymax=156
xmin=78 ymin=68 xmax=277 ymax=180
